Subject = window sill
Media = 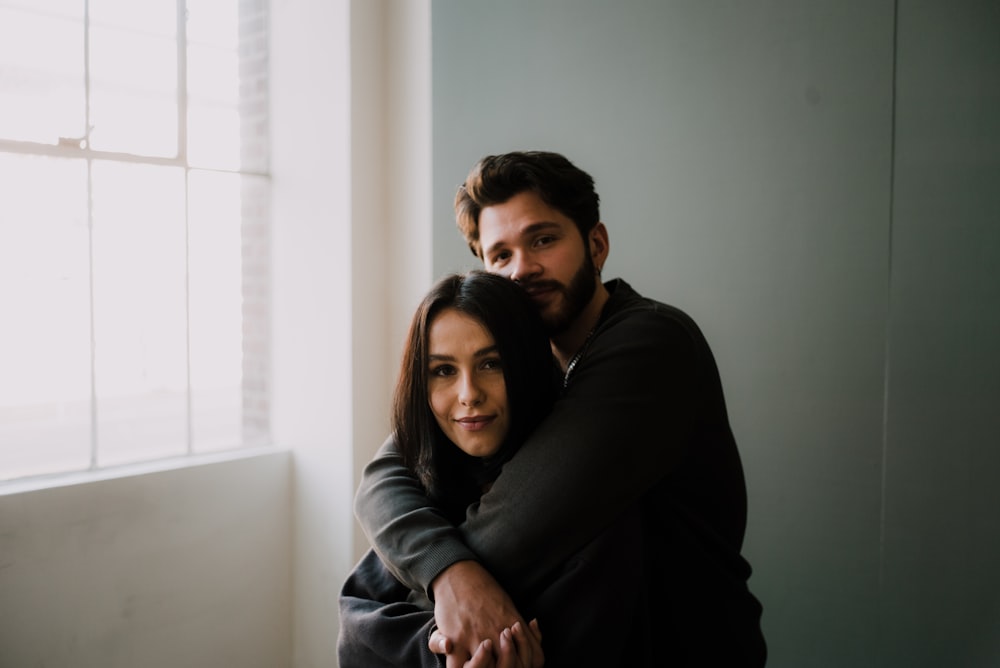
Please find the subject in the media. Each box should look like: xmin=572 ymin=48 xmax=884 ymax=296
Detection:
xmin=0 ymin=445 xmax=288 ymax=497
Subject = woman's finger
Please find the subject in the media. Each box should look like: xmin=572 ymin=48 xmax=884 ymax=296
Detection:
xmin=466 ymin=639 xmax=496 ymax=668
xmin=495 ymin=628 xmax=520 ymax=668
xmin=428 ymin=629 xmax=453 ymax=655
xmin=511 ymin=621 xmax=544 ymax=667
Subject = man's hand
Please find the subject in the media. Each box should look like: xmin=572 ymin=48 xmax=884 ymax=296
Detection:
xmin=429 ymin=561 xmax=541 ymax=667
xmin=430 ymin=620 xmax=544 ymax=668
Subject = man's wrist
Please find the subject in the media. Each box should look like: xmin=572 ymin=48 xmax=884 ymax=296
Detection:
xmin=430 ymin=559 xmax=481 ymax=601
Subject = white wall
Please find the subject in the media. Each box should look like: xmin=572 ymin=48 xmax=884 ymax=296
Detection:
xmin=269 ymin=0 xmax=354 ymax=663
xmin=271 ymin=0 xmax=430 ymax=665
xmin=0 ymin=451 xmax=292 ymax=668
xmin=349 ymin=0 xmax=434 ymax=567
xmin=431 ymin=1 xmax=999 ymax=666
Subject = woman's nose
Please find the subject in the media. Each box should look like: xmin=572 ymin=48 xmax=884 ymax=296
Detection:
xmin=458 ymin=374 xmax=484 ymax=407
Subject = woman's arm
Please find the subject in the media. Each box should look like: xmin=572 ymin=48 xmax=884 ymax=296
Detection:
xmin=355 ymin=440 xmax=535 ymax=661
xmin=354 ymin=436 xmax=477 ymax=594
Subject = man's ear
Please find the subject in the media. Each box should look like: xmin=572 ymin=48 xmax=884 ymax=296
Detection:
xmin=589 ymin=222 xmax=610 ymax=272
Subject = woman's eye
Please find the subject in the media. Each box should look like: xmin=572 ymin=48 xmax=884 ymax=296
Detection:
xmin=431 ymin=365 xmax=455 ymax=377
xmin=481 ymin=358 xmax=503 ymax=371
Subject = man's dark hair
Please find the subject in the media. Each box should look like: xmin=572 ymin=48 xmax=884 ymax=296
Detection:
xmin=455 ymin=151 xmax=601 ymax=258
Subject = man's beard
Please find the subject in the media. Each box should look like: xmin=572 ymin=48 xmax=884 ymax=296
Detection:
xmin=529 ymin=253 xmax=598 ymax=336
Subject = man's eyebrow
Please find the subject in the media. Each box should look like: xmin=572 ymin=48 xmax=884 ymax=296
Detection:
xmin=483 ymin=221 xmax=562 ymax=257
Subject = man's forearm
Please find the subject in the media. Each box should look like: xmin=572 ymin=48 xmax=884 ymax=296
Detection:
xmin=430 ymin=560 xmax=528 ymax=660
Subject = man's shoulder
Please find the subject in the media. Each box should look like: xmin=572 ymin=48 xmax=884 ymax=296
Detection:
xmin=572 ymin=278 xmax=719 ymax=393
xmin=602 ymin=278 xmax=703 ymax=337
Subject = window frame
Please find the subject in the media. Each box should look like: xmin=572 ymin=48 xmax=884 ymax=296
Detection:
xmin=0 ymin=0 xmax=271 ymax=484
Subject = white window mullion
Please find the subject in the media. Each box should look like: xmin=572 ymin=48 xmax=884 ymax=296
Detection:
xmin=84 ymin=0 xmax=98 ymax=470
xmin=86 ymin=158 xmax=98 ymax=470
xmin=179 ymin=1 xmax=193 ymax=454
xmin=184 ymin=170 xmax=194 ymax=455
xmin=177 ymin=0 xmax=188 ymax=162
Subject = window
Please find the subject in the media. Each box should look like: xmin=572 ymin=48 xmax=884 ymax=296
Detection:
xmin=0 ymin=0 xmax=270 ymax=481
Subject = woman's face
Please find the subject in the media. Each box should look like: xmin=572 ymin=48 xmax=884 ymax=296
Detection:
xmin=427 ymin=308 xmax=510 ymax=458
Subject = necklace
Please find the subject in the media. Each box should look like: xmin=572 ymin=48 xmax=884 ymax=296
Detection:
xmin=563 ymin=327 xmax=597 ymax=388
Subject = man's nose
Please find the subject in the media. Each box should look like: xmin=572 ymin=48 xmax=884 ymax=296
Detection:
xmin=508 ymin=252 xmax=541 ymax=283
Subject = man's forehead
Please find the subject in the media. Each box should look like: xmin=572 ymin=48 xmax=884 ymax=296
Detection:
xmin=484 ymin=218 xmax=561 ymax=237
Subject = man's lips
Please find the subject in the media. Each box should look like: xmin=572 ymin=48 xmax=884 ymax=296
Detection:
xmin=520 ymin=281 xmax=560 ymax=300
xmin=455 ymin=416 xmax=496 ymax=431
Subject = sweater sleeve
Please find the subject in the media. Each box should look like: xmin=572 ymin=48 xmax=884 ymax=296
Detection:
xmin=354 ymin=436 xmax=478 ymax=595
xmin=459 ymin=307 xmax=708 ymax=597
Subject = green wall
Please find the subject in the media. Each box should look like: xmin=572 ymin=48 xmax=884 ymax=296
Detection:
xmin=431 ymin=1 xmax=999 ymax=665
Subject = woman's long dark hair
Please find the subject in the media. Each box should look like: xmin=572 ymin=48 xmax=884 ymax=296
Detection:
xmin=392 ymin=271 xmax=555 ymax=510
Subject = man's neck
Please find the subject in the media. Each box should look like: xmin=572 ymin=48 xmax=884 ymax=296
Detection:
xmin=551 ymin=281 xmax=610 ymax=372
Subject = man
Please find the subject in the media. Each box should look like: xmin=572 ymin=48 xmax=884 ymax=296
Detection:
xmin=355 ymin=151 xmax=766 ymax=666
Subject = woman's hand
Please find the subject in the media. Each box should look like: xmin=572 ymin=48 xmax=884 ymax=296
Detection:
xmin=496 ymin=621 xmax=544 ymax=668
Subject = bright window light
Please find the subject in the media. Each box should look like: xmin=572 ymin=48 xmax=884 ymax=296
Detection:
xmin=0 ymin=0 xmax=270 ymax=482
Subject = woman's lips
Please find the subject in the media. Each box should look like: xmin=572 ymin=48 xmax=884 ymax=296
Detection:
xmin=455 ymin=416 xmax=495 ymax=431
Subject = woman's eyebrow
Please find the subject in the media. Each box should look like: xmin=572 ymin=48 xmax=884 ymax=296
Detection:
xmin=428 ymin=344 xmax=499 ymax=361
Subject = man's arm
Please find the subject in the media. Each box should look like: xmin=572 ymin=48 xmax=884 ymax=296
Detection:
xmin=429 ymin=561 xmax=541 ymax=667
xmin=459 ymin=308 xmax=708 ymax=596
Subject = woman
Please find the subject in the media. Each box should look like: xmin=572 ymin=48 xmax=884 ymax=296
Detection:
xmin=338 ymin=271 xmax=556 ymax=668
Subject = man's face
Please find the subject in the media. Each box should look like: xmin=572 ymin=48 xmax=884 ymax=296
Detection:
xmin=478 ymin=191 xmax=598 ymax=335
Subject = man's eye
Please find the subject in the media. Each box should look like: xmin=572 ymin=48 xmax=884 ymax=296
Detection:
xmin=490 ymin=251 xmax=511 ymax=265
xmin=534 ymin=235 xmax=556 ymax=247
